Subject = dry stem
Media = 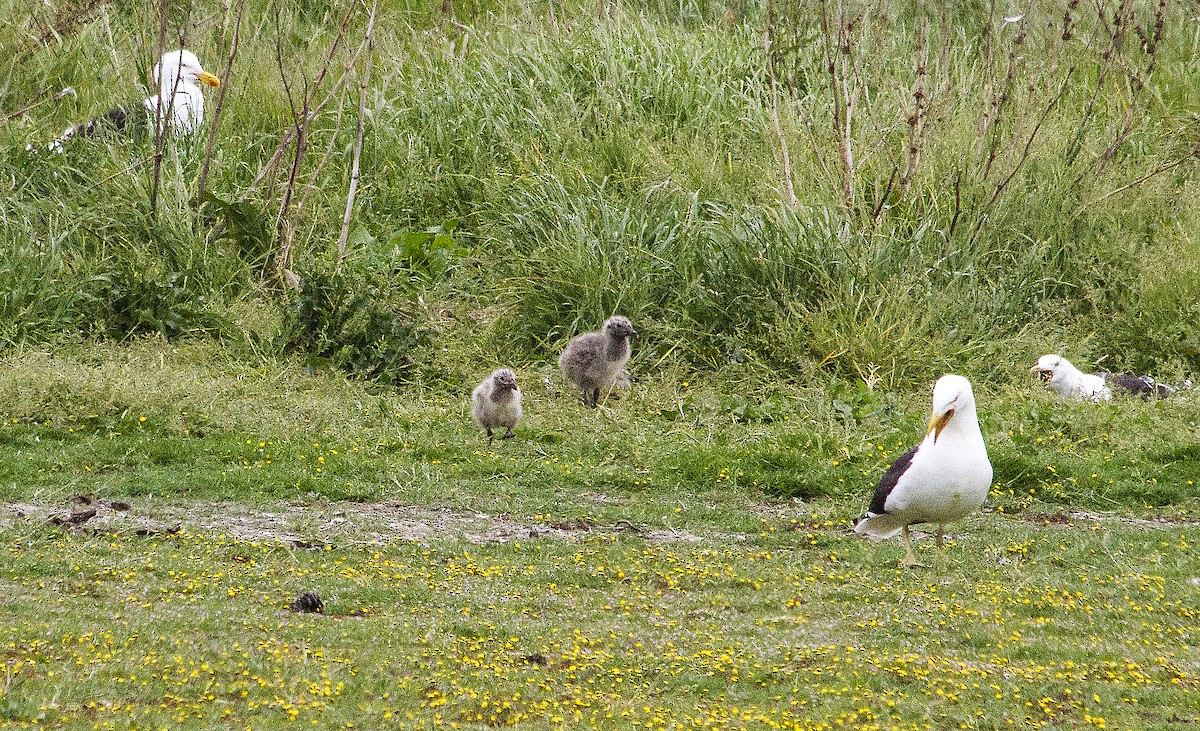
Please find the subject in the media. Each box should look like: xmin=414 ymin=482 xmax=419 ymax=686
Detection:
xmin=338 ymin=0 xmax=381 ymax=263
xmin=148 ymin=0 xmax=172 ymax=217
xmin=197 ymin=0 xmax=247 ymax=198
xmin=242 ymin=3 xmax=363 ymax=201
xmin=763 ymin=29 xmax=798 ymax=208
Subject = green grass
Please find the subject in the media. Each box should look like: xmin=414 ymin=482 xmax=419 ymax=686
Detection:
xmin=3 ymin=0 xmax=1200 ymax=727
xmin=0 ymin=338 xmax=1197 ymax=730
xmin=0 ymin=474 xmax=1197 ymax=729
xmin=2 ymin=340 xmax=1197 ymax=517
xmin=3 ymin=0 xmax=1200 ymax=383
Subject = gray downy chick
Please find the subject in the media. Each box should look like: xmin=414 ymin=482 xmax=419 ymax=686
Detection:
xmin=558 ymin=316 xmax=637 ymax=407
xmin=471 ymin=368 xmax=522 ymax=442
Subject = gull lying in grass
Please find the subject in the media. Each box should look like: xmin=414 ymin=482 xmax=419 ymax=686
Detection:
xmin=42 ymin=49 xmax=220 ymax=152
xmin=1031 ymin=354 xmax=1180 ymax=400
xmin=854 ymin=374 xmax=992 ymax=567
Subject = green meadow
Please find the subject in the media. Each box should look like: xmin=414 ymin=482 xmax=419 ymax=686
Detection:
xmin=1 ymin=0 xmax=1199 ymax=728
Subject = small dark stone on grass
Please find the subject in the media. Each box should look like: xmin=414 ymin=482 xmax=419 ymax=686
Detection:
xmin=290 ymin=591 xmax=324 ymax=613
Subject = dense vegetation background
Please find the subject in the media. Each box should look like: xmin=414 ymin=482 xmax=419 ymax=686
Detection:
xmin=1 ymin=6 xmax=1198 ymax=728
xmin=3 ymin=0 xmax=1197 ymax=391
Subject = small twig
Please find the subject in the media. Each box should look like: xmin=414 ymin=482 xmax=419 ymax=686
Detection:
xmin=896 ymin=17 xmax=929 ymax=196
xmin=1 ymin=86 xmax=75 ymax=124
xmin=835 ymin=24 xmax=856 ymax=209
xmin=246 ymin=39 xmax=369 ymax=200
xmin=284 ymin=20 xmax=357 ymax=267
xmin=294 ymin=92 xmax=347 ymax=231
xmin=946 ymin=168 xmax=964 ymax=239
xmin=763 ymin=29 xmax=798 ymax=208
xmin=197 ymin=0 xmax=247 ymax=198
xmin=94 ymin=156 xmax=155 ymax=187
xmin=869 ymin=166 xmax=898 ymax=222
xmin=989 ymin=68 xmax=1075 ymax=209
xmin=149 ymin=0 xmax=171 ymax=217
xmin=980 ymin=18 xmax=1025 ymax=180
xmin=273 ymin=3 xmax=311 ymax=280
xmin=338 ymin=0 xmax=381 ymax=263
xmin=819 ymin=0 xmax=860 ymax=212
xmin=242 ymin=2 xmax=362 ymax=201
xmin=970 ymin=68 xmax=1074 ymax=244
xmin=1065 ymin=6 xmax=1122 ymax=165
xmin=1075 ymin=153 xmax=1197 ymax=215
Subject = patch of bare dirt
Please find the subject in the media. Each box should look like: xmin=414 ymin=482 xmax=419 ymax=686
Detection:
xmin=1017 ymin=512 xmax=1077 ymax=526
xmin=1068 ymin=511 xmax=1200 ymax=528
xmin=1 ymin=499 xmax=726 ymax=546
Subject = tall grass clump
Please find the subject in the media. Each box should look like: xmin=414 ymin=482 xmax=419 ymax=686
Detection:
xmin=0 ymin=0 xmax=1197 ymax=385
xmin=0 ymin=231 xmax=88 ymax=344
xmin=749 ymin=0 xmax=1200 ymax=380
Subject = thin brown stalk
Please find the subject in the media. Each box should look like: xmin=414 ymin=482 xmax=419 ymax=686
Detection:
xmin=819 ymin=0 xmax=858 ymax=211
xmin=946 ymin=168 xmax=964 ymax=239
xmin=273 ymin=7 xmax=311 ymax=281
xmin=796 ymin=100 xmax=834 ymax=186
xmin=896 ymin=18 xmax=929 ymax=194
xmin=835 ymin=30 xmax=856 ymax=210
xmin=338 ymin=0 xmax=381 ymax=262
xmin=980 ymin=18 xmax=1025 ymax=180
xmin=242 ymin=3 xmax=363 ymax=201
xmin=1076 ymin=153 xmax=1197 ymax=215
xmin=246 ymin=39 xmax=369 ymax=199
xmin=294 ymin=94 xmax=348 ymax=233
xmin=1 ymin=86 xmax=75 ymax=124
xmin=1064 ymin=5 xmax=1124 ymax=165
xmin=974 ymin=0 xmax=997 ymax=159
xmin=197 ymin=0 xmax=247 ymax=198
xmin=990 ymin=69 xmax=1074 ymax=208
xmin=94 ymin=155 xmax=154 ymax=187
xmin=149 ymin=0 xmax=171 ymax=217
xmin=970 ymin=68 xmax=1075 ymax=242
xmin=1094 ymin=2 xmax=1160 ymax=171
xmin=869 ymin=166 xmax=898 ymax=222
xmin=763 ymin=30 xmax=798 ymax=208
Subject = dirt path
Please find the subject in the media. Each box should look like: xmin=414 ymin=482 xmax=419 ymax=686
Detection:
xmin=1 ymin=497 xmax=725 ymax=546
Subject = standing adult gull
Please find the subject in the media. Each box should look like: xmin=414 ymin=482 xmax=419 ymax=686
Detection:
xmin=854 ymin=374 xmax=993 ymax=566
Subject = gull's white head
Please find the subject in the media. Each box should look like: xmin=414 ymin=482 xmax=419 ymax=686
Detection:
xmin=154 ymin=49 xmax=220 ymax=91
xmin=1031 ymin=354 xmax=1069 ymax=379
xmin=927 ymin=374 xmax=976 ymax=443
xmin=1030 ymin=353 xmax=1110 ymax=399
